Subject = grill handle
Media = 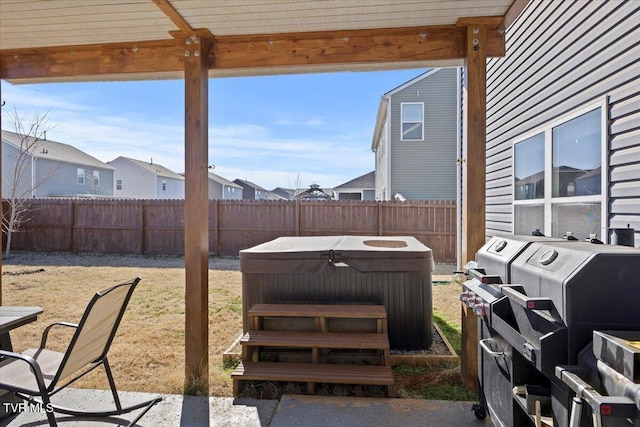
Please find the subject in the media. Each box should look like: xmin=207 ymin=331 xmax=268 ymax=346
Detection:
xmin=556 ymin=366 xmax=638 ymax=425
xmin=500 ymin=285 xmax=554 ymax=311
xmin=479 ymin=338 xmax=505 ymax=358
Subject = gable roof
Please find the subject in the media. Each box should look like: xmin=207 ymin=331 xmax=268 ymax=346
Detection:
xmin=334 ymin=171 xmax=375 ymax=190
xmin=110 ymin=156 xmax=184 ymax=180
xmin=381 ymin=68 xmax=439 ymax=98
xmin=2 ymin=129 xmax=114 ymax=170
xmin=233 ymin=179 xmax=268 ymax=192
xmin=371 ymin=68 xmax=453 ymax=150
xmin=208 ymin=172 xmax=242 ymax=189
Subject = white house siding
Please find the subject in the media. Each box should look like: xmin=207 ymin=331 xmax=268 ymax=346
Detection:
xmin=485 ymin=0 xmax=640 ymax=245
xmin=155 ymin=176 xmax=184 ymax=199
xmin=389 ymin=68 xmax=458 ymax=200
xmin=110 ymin=157 xmax=156 ymax=198
xmin=375 ymin=120 xmax=389 ymax=200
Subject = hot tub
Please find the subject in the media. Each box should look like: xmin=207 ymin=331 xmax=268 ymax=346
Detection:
xmin=239 ymin=235 xmax=435 ymax=349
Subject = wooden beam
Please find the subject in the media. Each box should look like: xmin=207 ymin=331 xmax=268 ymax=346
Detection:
xmin=0 ymin=40 xmax=185 ymax=81
xmin=0 ymin=23 xmax=505 ymax=81
xmin=152 ymin=0 xmax=195 ymax=34
xmin=183 ymin=32 xmax=210 ymax=394
xmin=499 ymin=0 xmax=532 ymax=31
xmin=460 ymin=23 xmax=488 ymax=392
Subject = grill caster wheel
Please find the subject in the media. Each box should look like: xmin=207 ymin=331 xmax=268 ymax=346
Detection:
xmin=472 ymin=403 xmax=487 ymax=420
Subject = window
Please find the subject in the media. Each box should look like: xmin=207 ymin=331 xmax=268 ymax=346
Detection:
xmin=116 ymin=179 xmax=122 ymax=190
xmin=77 ymin=168 xmax=85 ymax=185
xmin=93 ymin=171 xmax=100 ymax=187
xmin=401 ymin=102 xmax=424 ymax=141
xmin=552 ymin=109 xmax=601 ymax=197
xmin=512 ymin=105 xmax=604 ymax=240
xmin=514 ymin=133 xmax=544 ymax=200
xmin=162 ymin=181 xmax=166 ymax=191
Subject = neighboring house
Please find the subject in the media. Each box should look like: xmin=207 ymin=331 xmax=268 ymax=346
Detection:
xmin=271 ymin=187 xmax=295 ymax=200
xmin=2 ymin=129 xmax=115 ymax=198
xmin=234 ymin=179 xmax=268 ymax=200
xmin=207 ymin=172 xmax=243 ymax=200
xmin=485 ymin=1 xmax=639 ymax=245
xmin=109 ymin=156 xmax=184 ymax=199
xmin=265 ymin=191 xmax=287 ymax=201
xmin=333 ymin=171 xmax=375 ymax=201
xmin=371 ymin=68 xmax=459 ymax=201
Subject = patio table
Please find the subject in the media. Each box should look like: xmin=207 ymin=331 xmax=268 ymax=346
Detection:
xmin=0 ymin=306 xmax=43 ymax=351
xmin=0 ymin=306 xmax=43 ymax=418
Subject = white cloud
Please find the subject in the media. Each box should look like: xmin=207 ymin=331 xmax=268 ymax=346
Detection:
xmin=275 ymin=117 xmax=325 ymax=127
xmin=2 ymin=81 xmax=373 ymax=189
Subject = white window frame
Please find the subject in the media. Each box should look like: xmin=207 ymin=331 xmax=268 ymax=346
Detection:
xmin=77 ymin=168 xmax=85 ymax=185
xmin=93 ymin=170 xmax=100 ymax=187
xmin=400 ymin=102 xmax=424 ymax=141
xmin=512 ymin=99 xmax=608 ymax=239
xmin=116 ymin=179 xmax=122 ymax=190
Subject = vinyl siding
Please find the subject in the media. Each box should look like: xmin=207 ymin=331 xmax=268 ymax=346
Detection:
xmin=1 ymin=141 xmax=33 ymax=198
xmin=35 ymin=159 xmax=114 ymax=197
xmin=110 ymin=157 xmax=157 ymax=198
xmin=155 ymin=176 xmax=184 ymax=199
xmin=389 ymin=68 xmax=458 ymax=200
xmin=486 ymin=0 xmax=640 ymax=244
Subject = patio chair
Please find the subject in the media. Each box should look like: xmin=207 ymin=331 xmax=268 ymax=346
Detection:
xmin=0 ymin=277 xmax=162 ymax=427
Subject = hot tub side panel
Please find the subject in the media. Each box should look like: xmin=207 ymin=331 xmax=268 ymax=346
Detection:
xmin=242 ymin=267 xmax=433 ymax=350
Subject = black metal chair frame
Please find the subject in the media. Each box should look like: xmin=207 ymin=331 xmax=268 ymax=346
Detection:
xmin=0 ymin=277 xmax=162 ymax=427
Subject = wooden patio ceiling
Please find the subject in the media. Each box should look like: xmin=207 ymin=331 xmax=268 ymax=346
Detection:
xmin=0 ymin=0 xmax=522 ymax=82
xmin=0 ymin=0 xmax=529 ymax=393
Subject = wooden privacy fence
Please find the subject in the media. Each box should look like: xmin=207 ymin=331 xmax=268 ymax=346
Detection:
xmin=3 ymin=199 xmax=457 ymax=262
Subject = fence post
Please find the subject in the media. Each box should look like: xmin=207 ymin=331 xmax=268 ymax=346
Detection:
xmin=69 ymin=199 xmax=75 ymax=253
xmin=140 ymin=201 xmax=146 ymax=255
xmin=295 ymin=199 xmax=301 ymax=236
xmin=378 ymin=201 xmax=383 ymax=236
xmin=214 ymin=199 xmax=219 ymax=257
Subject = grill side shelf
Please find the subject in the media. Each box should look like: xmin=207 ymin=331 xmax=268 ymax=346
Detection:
xmin=491 ymin=297 xmax=568 ymax=376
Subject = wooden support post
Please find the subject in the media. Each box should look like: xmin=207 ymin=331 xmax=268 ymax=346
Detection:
xmin=461 ymin=24 xmax=488 ymax=392
xmin=183 ymin=32 xmax=211 ymax=394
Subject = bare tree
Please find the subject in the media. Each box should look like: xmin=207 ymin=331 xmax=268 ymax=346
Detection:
xmin=2 ymin=107 xmax=56 ymax=258
xmin=289 ymin=172 xmax=304 ymax=199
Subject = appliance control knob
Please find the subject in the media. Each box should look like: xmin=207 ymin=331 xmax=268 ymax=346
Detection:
xmin=459 ymin=290 xmax=473 ymax=303
xmin=474 ymin=302 xmax=488 ymax=318
xmin=467 ymin=294 xmax=481 ymax=309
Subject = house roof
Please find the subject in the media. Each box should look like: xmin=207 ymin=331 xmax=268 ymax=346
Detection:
xmin=334 ymin=171 xmax=375 ymax=190
xmin=208 ymin=172 xmax=242 ymax=189
xmin=381 ymin=68 xmax=440 ymax=98
xmin=271 ymin=187 xmax=296 ymax=200
xmin=233 ymin=179 xmax=268 ymax=192
xmin=2 ymin=129 xmax=115 ymax=170
xmin=110 ymin=156 xmax=184 ymax=180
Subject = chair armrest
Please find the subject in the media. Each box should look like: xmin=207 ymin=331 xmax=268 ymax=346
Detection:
xmin=0 ymin=349 xmax=48 ymax=394
xmin=40 ymin=322 xmax=79 ymax=349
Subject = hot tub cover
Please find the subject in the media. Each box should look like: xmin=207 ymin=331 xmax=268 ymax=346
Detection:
xmin=239 ymin=235 xmax=434 ymax=274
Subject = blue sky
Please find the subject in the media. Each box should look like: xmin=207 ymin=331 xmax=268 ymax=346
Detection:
xmin=1 ymin=69 xmax=426 ymax=190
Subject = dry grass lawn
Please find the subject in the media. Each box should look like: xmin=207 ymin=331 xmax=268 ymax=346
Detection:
xmin=1 ymin=252 xmax=461 ymax=397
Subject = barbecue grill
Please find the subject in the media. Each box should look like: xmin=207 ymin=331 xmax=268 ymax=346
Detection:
xmin=463 ymin=235 xmax=640 ymax=426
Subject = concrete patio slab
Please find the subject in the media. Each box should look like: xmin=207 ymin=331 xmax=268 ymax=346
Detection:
xmin=0 ymin=389 xmax=491 ymax=426
xmin=270 ymin=395 xmax=491 ymax=427
xmin=0 ymin=389 xmax=278 ymax=427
